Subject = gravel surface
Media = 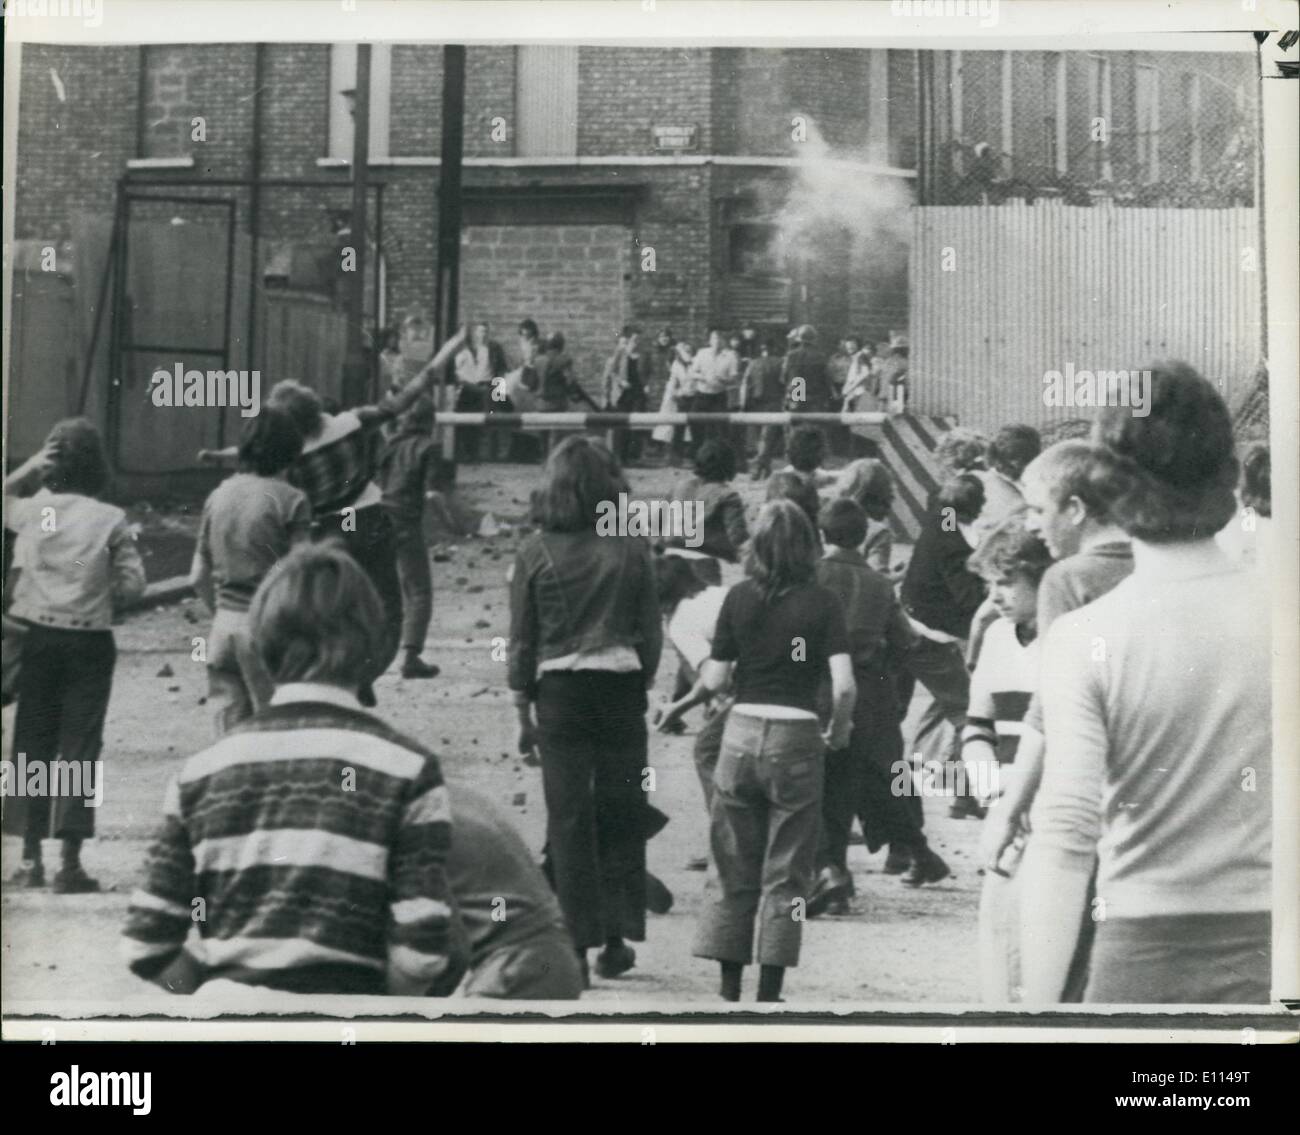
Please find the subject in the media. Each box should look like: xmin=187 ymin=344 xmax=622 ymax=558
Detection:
xmin=2 ymin=459 xmax=983 ymax=1010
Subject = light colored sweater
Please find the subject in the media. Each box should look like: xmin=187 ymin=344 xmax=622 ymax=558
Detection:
xmin=1033 ymin=546 xmax=1271 ymax=919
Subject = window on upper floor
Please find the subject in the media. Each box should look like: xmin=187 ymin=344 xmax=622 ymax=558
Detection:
xmin=1134 ymin=63 xmax=1160 ymax=182
xmin=328 ymin=43 xmax=392 ymax=162
xmin=1087 ymin=54 xmax=1113 ymax=181
xmin=1043 ymin=52 xmax=1068 ymax=174
xmin=140 ymin=46 xmax=197 ymax=160
xmin=515 ymin=46 xmax=578 ymax=157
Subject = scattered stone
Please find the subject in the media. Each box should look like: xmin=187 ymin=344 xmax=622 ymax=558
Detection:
xmin=512 ymin=792 xmax=526 ymax=807
xmin=156 ymin=663 xmax=174 ymax=678
xmin=474 ymin=619 xmax=490 ymax=629
xmin=467 ymin=585 xmax=484 ymax=594
xmin=455 ymin=577 xmax=469 ymax=586
xmin=469 ymin=685 xmax=489 ymax=697
xmin=432 ymin=553 xmax=451 ymax=564
xmin=197 ymin=696 xmax=207 ymax=705
xmin=167 ymin=684 xmax=181 ymax=692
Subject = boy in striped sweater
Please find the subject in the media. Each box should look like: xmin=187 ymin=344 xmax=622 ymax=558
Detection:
xmin=122 ymin=546 xmax=469 ymax=997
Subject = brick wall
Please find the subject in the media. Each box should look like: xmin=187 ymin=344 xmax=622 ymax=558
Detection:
xmin=15 ymin=44 xmax=139 ymax=243
xmin=13 ymin=41 xmax=898 ymax=395
xmin=577 ymin=47 xmax=713 ymax=155
xmin=460 ymin=224 xmax=629 ymax=397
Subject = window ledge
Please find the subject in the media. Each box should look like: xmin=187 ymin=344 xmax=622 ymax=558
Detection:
xmin=316 ymin=155 xmax=917 ymax=176
xmin=126 ymin=156 xmax=196 ymax=170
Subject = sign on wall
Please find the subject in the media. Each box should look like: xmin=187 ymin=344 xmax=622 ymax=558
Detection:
xmin=652 ymin=124 xmax=698 ymax=151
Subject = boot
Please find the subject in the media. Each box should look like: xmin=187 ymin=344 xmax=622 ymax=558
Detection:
xmin=901 ymin=847 xmax=951 ymax=887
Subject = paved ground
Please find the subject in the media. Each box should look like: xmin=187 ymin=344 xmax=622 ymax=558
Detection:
xmin=2 ymin=457 xmax=984 ymax=1009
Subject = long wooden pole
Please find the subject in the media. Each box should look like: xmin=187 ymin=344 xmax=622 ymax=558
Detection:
xmin=435 ymin=45 xmax=466 ymax=459
xmin=342 ymin=43 xmax=371 ymax=407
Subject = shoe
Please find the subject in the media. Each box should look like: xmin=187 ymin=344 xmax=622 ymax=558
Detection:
xmin=645 ymin=872 xmax=674 ymax=915
xmin=400 ymin=657 xmax=441 ymax=680
xmin=595 ymin=943 xmax=637 ymax=979
xmin=578 ymin=955 xmax=591 ymax=990
xmin=806 ymin=865 xmax=853 ymax=918
xmin=901 ymin=848 xmax=951 ymax=888
xmin=824 ymin=896 xmax=850 ymax=916
xmin=949 ymin=795 xmax=987 ymax=820
xmin=661 ymin=718 xmax=686 ymax=736
xmin=51 ymin=867 xmax=100 ymax=894
xmin=685 ymin=855 xmax=709 ymax=872
xmin=358 ymin=684 xmax=378 ymax=708
xmin=883 ymin=846 xmax=913 ymax=875
xmin=10 ymin=860 xmax=45 ymax=887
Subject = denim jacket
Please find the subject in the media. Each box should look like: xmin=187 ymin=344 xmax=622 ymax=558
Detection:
xmin=507 ymin=529 xmax=663 ymax=698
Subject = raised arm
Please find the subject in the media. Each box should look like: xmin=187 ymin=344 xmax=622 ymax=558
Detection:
xmin=372 ymin=326 xmax=468 ymax=422
xmin=3 ymin=443 xmax=55 ymax=499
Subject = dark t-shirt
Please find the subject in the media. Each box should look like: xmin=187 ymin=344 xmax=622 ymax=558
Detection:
xmin=710 ymin=578 xmax=849 ymax=712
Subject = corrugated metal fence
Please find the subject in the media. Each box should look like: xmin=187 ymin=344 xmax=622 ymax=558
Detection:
xmin=909 ymin=203 xmax=1262 ymax=429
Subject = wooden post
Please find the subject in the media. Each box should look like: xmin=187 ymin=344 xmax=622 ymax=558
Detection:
xmin=341 ymin=44 xmax=372 ymax=407
xmin=435 ymin=45 xmax=466 ymax=460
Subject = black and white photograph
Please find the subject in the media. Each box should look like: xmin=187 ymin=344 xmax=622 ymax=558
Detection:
xmin=1 ymin=0 xmax=1297 ymax=1055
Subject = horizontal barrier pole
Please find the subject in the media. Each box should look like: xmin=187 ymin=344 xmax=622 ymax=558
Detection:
xmin=436 ymin=411 xmax=892 ymax=428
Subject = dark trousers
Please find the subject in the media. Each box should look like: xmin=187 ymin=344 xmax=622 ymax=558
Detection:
xmin=691 ymin=392 xmax=728 ymax=453
xmin=905 ymin=637 xmax=969 ymax=767
xmin=671 ymin=394 xmax=695 ymax=461
xmin=614 ymin=387 xmax=646 ymax=465
xmin=5 ymin=625 xmax=115 ymax=845
xmin=535 ymin=671 xmax=650 ymax=949
xmin=393 ymin=526 xmax=433 ymax=653
xmin=817 ymin=716 xmax=927 ymax=871
xmin=745 ymin=398 xmax=782 ymax=475
xmin=320 ymin=504 xmax=403 ymax=679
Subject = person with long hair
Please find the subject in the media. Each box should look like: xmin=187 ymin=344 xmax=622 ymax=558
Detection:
xmin=122 ymin=545 xmax=468 ymax=996
xmin=688 ymin=500 xmax=856 ymax=1002
xmin=191 ymin=408 xmax=311 ymax=735
xmin=835 ymin=457 xmax=897 ymax=576
xmin=4 ymin=419 xmax=146 ymax=890
xmin=225 ymin=327 xmax=466 ymax=705
xmin=1020 ymin=363 xmax=1272 ymax=1003
xmin=507 ymin=436 xmax=663 ymax=984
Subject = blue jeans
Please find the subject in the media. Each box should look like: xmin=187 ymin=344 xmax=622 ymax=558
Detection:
xmin=693 ymin=711 xmax=824 ymax=967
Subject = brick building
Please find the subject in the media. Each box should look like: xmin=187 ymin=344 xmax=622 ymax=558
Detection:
xmin=14 ymin=42 xmax=918 ymax=396
xmin=10 ymin=41 xmax=1255 ymax=432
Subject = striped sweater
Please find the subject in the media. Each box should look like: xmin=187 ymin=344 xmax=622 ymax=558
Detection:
xmin=962 ymin=616 xmax=1039 ymax=765
xmin=121 ymin=685 xmax=468 ymax=995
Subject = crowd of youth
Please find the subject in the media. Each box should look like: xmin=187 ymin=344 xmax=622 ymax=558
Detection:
xmin=1 ymin=344 xmax=1273 ymax=1005
xmin=397 ymin=313 xmax=911 ymax=472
